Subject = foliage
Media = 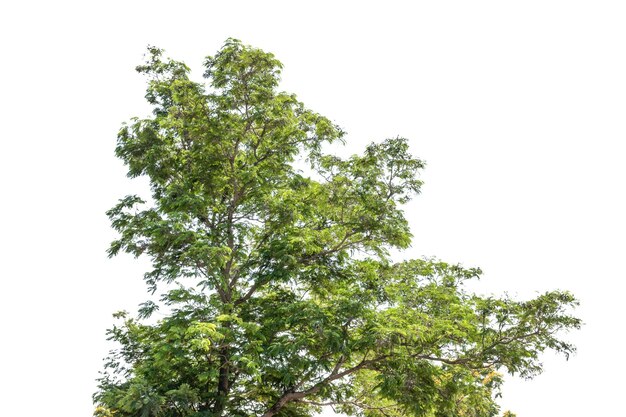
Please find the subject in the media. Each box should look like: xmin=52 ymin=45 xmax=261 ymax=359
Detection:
xmin=95 ymin=39 xmax=580 ymax=417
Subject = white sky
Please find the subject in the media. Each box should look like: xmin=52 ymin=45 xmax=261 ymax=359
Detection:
xmin=1 ymin=1 xmax=624 ymax=416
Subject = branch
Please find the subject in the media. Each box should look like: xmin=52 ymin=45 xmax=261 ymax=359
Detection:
xmin=261 ymin=355 xmax=389 ymax=417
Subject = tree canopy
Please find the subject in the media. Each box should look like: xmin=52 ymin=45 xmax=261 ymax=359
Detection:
xmin=94 ymin=39 xmax=580 ymax=417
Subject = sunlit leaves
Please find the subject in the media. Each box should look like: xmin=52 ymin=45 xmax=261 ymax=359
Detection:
xmin=95 ymin=39 xmax=579 ymax=417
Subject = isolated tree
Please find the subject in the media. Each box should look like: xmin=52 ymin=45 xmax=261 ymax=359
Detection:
xmin=95 ymin=39 xmax=579 ymax=417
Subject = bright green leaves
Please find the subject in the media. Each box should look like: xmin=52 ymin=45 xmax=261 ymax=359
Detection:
xmin=316 ymin=137 xmax=425 ymax=252
xmin=109 ymin=39 xmax=349 ymax=302
xmin=98 ymin=314 xmax=227 ymax=415
xmin=187 ymin=322 xmax=222 ymax=352
xmin=469 ymin=291 xmax=580 ymax=378
xmin=96 ymin=39 xmax=579 ymax=417
xmin=204 ymin=38 xmax=282 ymax=106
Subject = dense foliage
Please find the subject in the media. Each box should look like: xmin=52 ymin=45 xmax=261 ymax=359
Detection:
xmin=95 ymin=39 xmax=580 ymax=417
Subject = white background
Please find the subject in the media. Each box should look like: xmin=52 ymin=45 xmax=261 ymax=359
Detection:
xmin=1 ymin=1 xmax=624 ymax=415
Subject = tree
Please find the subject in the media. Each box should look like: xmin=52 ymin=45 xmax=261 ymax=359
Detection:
xmin=94 ymin=39 xmax=580 ymax=417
